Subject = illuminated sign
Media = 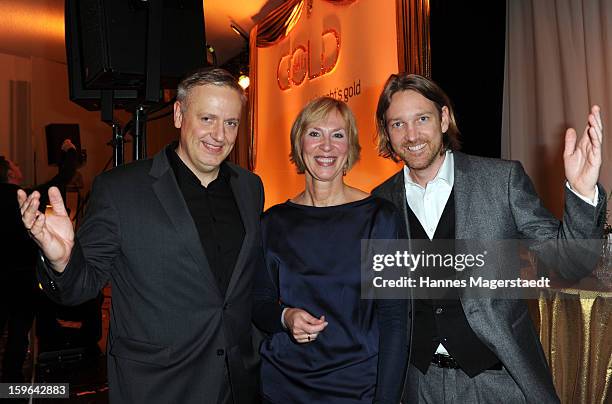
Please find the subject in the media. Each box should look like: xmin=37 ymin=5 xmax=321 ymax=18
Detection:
xmin=277 ymin=29 xmax=340 ymax=90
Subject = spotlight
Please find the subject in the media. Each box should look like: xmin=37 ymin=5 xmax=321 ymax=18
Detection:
xmin=238 ymin=74 xmax=250 ymax=90
xmin=206 ymin=44 xmax=217 ymax=66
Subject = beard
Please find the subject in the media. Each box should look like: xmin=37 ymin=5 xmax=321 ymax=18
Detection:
xmin=396 ymin=138 xmax=444 ymax=171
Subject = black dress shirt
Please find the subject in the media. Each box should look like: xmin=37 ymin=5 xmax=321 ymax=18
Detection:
xmin=167 ymin=147 xmax=244 ymax=295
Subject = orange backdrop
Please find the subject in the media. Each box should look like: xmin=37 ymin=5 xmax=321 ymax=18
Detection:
xmin=252 ymin=0 xmax=403 ymax=209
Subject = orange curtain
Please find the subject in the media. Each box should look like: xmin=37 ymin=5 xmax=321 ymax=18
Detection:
xmin=247 ymin=26 xmax=258 ymax=170
xmin=320 ymin=0 xmax=358 ymax=4
xmin=255 ymin=0 xmax=303 ymax=47
xmin=395 ymin=0 xmax=431 ymax=76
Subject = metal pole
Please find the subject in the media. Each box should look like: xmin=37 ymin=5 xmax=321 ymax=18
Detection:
xmin=133 ymin=106 xmax=146 ymax=160
xmin=112 ymin=123 xmax=124 ymax=167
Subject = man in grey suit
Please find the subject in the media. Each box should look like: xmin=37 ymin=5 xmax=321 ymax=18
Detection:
xmin=372 ymin=73 xmax=606 ymax=403
xmin=18 ymin=68 xmax=263 ymax=403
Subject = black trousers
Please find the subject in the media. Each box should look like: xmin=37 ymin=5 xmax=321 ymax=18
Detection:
xmin=0 ymin=270 xmax=37 ymax=382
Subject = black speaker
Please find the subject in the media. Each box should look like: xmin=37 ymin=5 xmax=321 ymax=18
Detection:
xmin=65 ymin=0 xmax=138 ymax=111
xmin=45 ymin=124 xmax=81 ymax=165
xmin=74 ymin=0 xmax=206 ymax=90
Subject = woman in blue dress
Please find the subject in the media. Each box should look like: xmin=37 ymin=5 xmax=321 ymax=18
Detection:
xmin=253 ymin=97 xmax=407 ymax=403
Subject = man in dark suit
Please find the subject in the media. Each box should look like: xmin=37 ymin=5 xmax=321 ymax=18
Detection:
xmin=372 ymin=73 xmax=606 ymax=403
xmin=18 ymin=68 xmax=263 ymax=403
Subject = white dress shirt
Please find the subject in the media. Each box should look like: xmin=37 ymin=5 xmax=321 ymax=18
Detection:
xmin=403 ymin=151 xmax=454 ymax=241
xmin=403 ymin=151 xmax=453 ymax=354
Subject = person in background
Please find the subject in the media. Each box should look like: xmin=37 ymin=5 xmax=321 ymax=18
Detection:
xmin=45 ymin=139 xmax=79 ymax=203
xmin=0 ymin=156 xmax=38 ymax=383
xmin=372 ymin=73 xmax=606 ymax=403
xmin=253 ymin=97 xmax=407 ymax=404
xmin=0 ymin=139 xmax=78 ymax=383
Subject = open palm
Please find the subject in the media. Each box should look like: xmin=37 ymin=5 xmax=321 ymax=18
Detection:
xmin=17 ymin=186 xmax=75 ymax=271
xmin=563 ymin=105 xmax=603 ymax=199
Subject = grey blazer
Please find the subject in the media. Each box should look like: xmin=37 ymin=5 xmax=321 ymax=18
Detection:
xmin=372 ymin=151 xmax=607 ymax=404
xmin=38 ymin=145 xmax=264 ymax=404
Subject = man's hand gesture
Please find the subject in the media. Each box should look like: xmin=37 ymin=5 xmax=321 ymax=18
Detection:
xmin=564 ymin=105 xmax=603 ymax=200
xmin=17 ymin=186 xmax=74 ymax=273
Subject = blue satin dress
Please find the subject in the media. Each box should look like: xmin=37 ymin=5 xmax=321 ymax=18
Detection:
xmin=253 ymin=196 xmax=407 ymax=404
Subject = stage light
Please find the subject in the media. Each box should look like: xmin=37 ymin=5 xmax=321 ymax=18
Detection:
xmin=238 ymin=74 xmax=250 ymax=90
xmin=206 ymin=44 xmax=217 ymax=66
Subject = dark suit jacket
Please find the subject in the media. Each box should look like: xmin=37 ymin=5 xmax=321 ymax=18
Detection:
xmin=373 ymin=151 xmax=607 ymax=404
xmin=38 ymin=145 xmax=264 ymax=404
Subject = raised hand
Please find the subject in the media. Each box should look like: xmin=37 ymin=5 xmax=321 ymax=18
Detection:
xmin=61 ymin=138 xmax=76 ymax=152
xmin=17 ymin=186 xmax=75 ymax=272
xmin=564 ymin=105 xmax=603 ymax=200
xmin=283 ymin=308 xmax=328 ymax=344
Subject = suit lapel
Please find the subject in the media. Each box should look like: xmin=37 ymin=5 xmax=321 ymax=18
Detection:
xmin=453 ymin=152 xmax=474 ymax=240
xmin=453 ymin=153 xmax=487 ymax=310
xmin=224 ymin=169 xmax=253 ymax=299
xmin=389 ymin=170 xmax=412 ymax=239
xmin=150 ymin=149 xmax=223 ymax=299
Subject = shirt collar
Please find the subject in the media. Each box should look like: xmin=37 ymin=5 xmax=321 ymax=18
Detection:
xmin=166 ymin=144 xmax=231 ymax=187
xmin=403 ymin=150 xmax=454 ymax=188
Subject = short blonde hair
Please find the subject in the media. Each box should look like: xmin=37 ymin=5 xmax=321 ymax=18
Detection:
xmin=177 ymin=67 xmax=246 ymax=110
xmin=290 ymin=97 xmax=361 ymax=174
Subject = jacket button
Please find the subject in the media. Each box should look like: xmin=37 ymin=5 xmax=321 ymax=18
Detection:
xmin=435 ymin=307 xmax=443 ymax=315
xmin=49 ymin=280 xmax=57 ymax=291
xmin=216 ymin=349 xmax=224 ymax=356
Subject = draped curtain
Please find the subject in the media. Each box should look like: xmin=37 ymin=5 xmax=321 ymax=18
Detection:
xmin=502 ymin=0 xmax=611 ymax=218
xmin=396 ymin=0 xmax=430 ymax=77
